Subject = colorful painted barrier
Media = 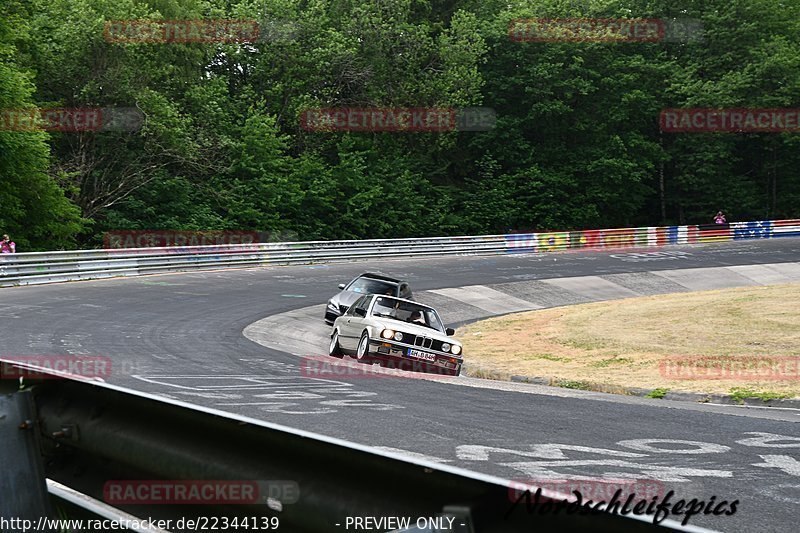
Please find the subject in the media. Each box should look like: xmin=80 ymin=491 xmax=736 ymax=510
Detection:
xmin=504 ymin=219 xmax=800 ymax=254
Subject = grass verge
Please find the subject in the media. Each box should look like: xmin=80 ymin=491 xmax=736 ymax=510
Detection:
xmin=457 ymin=284 xmax=800 ymax=399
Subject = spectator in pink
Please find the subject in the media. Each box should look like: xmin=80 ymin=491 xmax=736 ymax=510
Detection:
xmin=714 ymin=211 xmax=727 ymax=224
xmin=1 ymin=234 xmax=16 ymax=253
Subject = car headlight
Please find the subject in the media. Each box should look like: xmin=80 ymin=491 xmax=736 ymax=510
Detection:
xmin=393 ymin=331 xmax=403 ymax=341
xmin=381 ymin=329 xmax=395 ymax=339
xmin=327 ymin=302 xmax=338 ymax=310
xmin=451 ymin=345 xmax=462 ymax=355
xmin=441 ymin=343 xmax=451 ymax=353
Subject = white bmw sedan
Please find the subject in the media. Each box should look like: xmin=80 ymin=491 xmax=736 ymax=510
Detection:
xmin=328 ymin=294 xmax=463 ymax=376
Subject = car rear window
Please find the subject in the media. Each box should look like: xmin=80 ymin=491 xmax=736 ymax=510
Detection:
xmin=348 ymin=278 xmax=396 ymax=295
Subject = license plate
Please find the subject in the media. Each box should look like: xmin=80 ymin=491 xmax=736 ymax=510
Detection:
xmin=407 ymin=349 xmax=436 ymax=362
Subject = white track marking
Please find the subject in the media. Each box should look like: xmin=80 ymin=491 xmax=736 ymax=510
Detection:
xmin=456 ymin=444 xmax=646 ymax=461
xmin=757 ymin=483 xmax=800 ymax=505
xmin=753 ymin=455 xmax=800 ymax=476
xmin=372 ymin=447 xmax=452 ymax=463
xmin=501 ymin=460 xmax=733 ymax=483
xmin=736 ymin=432 xmax=800 ymax=448
xmin=616 ymin=439 xmax=730 ymax=454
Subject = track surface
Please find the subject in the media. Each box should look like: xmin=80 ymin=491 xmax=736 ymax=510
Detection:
xmin=3 ymin=239 xmax=800 ymax=532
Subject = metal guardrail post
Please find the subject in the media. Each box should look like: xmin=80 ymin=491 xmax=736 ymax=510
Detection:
xmin=0 ymin=388 xmax=55 ymax=532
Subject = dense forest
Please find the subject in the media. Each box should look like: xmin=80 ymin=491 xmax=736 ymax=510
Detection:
xmin=1 ymin=0 xmax=799 ymax=251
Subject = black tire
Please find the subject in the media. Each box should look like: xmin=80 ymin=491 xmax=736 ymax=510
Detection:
xmin=355 ymin=331 xmax=372 ymax=363
xmin=328 ymin=330 xmax=344 ymax=358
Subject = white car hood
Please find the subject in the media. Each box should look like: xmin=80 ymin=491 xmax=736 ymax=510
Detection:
xmin=370 ymin=317 xmax=458 ymax=345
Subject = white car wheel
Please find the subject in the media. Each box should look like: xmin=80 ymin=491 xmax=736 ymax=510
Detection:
xmin=329 ymin=330 xmax=343 ymax=358
xmin=356 ymin=332 xmax=371 ymax=362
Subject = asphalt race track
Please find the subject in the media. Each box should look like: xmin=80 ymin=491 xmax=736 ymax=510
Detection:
xmin=3 ymin=239 xmax=800 ymax=532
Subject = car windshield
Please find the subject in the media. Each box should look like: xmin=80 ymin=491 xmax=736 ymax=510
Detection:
xmin=347 ymin=277 xmax=396 ymax=295
xmin=371 ymin=297 xmax=444 ymax=333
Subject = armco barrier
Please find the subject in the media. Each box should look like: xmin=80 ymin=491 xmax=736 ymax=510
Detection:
xmin=0 ymin=360 xmax=683 ymax=532
xmin=1 ymin=220 xmax=799 ymax=287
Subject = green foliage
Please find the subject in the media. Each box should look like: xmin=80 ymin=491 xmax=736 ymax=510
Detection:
xmin=2 ymin=0 xmax=799 ymax=249
xmin=590 ymin=357 xmax=634 ymax=368
xmin=0 ymin=0 xmax=85 ymax=251
xmin=728 ymin=387 xmax=791 ymax=404
xmin=556 ymin=379 xmax=593 ymax=390
xmin=645 ymin=388 xmax=669 ymax=399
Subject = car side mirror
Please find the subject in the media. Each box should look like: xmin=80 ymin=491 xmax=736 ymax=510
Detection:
xmin=338 ymin=283 xmax=346 ymax=289
xmin=354 ymin=308 xmax=367 ymax=317
xmin=446 ymin=328 xmax=455 ymax=336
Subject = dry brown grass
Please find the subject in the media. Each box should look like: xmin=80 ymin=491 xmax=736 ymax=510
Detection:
xmin=457 ymin=284 xmax=800 ymax=399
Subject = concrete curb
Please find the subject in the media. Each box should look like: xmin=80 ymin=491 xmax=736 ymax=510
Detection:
xmin=460 ymin=365 xmax=800 ymax=407
xmin=244 ymin=259 xmax=800 ymax=409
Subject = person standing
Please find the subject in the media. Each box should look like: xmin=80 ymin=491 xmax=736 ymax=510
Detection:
xmin=1 ymin=234 xmax=16 ymax=253
xmin=714 ymin=211 xmax=727 ymax=224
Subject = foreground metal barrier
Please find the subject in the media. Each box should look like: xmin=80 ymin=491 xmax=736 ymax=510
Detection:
xmin=1 ymin=220 xmax=798 ymax=288
xmin=0 ymin=361 xmax=695 ymax=532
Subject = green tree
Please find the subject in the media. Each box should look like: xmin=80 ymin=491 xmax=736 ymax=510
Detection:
xmin=0 ymin=0 xmax=84 ymax=250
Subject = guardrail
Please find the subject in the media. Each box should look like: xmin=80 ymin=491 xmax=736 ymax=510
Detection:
xmin=2 ymin=220 xmax=798 ymax=287
xmin=0 ymin=361 xmax=687 ymax=532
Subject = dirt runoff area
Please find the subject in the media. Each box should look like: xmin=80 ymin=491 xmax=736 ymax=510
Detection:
xmin=457 ymin=284 xmax=800 ymax=400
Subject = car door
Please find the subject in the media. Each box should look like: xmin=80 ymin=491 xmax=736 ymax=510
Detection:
xmin=340 ymin=295 xmax=369 ymax=350
xmin=337 ymin=297 xmax=358 ymax=349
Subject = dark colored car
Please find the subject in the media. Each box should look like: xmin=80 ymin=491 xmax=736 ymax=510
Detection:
xmin=324 ymin=273 xmax=412 ymax=324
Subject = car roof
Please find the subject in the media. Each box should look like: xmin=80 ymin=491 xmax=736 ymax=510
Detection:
xmin=355 ymin=272 xmax=404 ymax=284
xmin=369 ymin=294 xmax=433 ymax=310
